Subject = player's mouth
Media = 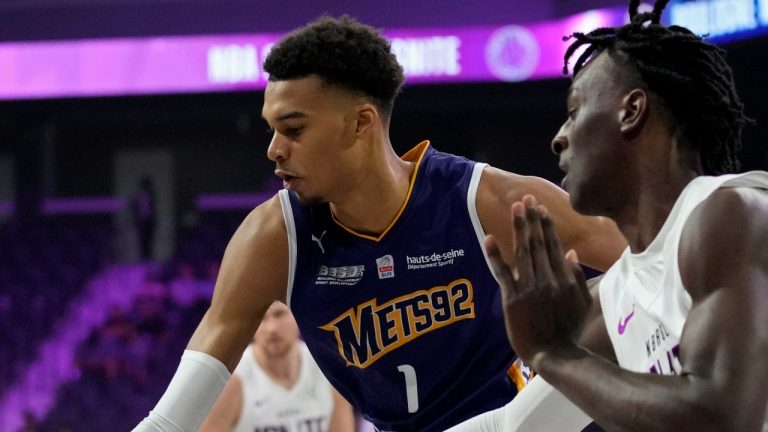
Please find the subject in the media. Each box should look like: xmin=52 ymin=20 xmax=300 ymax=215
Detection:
xmin=275 ymin=169 xmax=301 ymax=190
xmin=283 ymin=176 xmax=298 ymax=189
xmin=264 ymin=335 xmax=285 ymax=347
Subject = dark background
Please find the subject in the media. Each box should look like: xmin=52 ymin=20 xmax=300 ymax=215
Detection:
xmin=1 ymin=0 xmax=766 ymax=225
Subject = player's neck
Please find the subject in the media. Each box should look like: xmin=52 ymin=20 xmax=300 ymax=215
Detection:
xmin=329 ymin=144 xmax=415 ymax=236
xmin=614 ymin=140 xmax=701 ymax=253
xmin=253 ymin=343 xmax=302 ymax=390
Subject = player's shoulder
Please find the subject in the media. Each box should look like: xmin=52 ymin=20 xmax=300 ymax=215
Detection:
xmin=234 ymin=194 xmax=286 ymax=243
xmin=685 ymin=184 xmax=768 ymax=246
xmin=477 ymin=166 xmax=561 ymax=206
xmin=679 ymin=183 xmax=768 ymax=298
xmin=687 ymin=184 xmax=768 ymax=235
xmin=221 ymin=193 xmax=289 ymax=275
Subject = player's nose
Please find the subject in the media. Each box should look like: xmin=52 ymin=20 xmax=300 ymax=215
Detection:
xmin=267 ymin=134 xmax=290 ymax=162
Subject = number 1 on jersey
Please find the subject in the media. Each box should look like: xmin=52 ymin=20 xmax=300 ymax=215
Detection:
xmin=397 ymin=364 xmax=419 ymax=413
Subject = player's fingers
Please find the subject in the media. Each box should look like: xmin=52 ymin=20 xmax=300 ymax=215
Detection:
xmin=522 ymin=196 xmax=557 ymax=296
xmin=540 ymin=206 xmax=577 ymax=291
xmin=565 ymin=249 xmax=591 ymax=307
xmin=512 ymin=201 xmax=535 ymax=293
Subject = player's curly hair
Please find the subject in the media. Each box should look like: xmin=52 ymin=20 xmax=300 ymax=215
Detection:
xmin=263 ymin=15 xmax=405 ymax=118
xmin=563 ymin=0 xmax=748 ymax=174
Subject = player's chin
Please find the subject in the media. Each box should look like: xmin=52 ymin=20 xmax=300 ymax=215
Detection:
xmin=294 ymin=191 xmax=327 ymax=206
xmin=571 ymin=195 xmax=597 ymax=216
xmin=571 ymin=189 xmax=608 ymax=217
xmin=568 ymin=184 xmax=592 ymax=215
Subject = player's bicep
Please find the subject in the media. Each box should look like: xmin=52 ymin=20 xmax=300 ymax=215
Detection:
xmin=519 ymin=176 xmax=624 ymax=271
xmin=475 ymin=169 xmax=624 ymax=272
xmin=187 ymin=195 xmax=289 ymax=371
xmin=676 ymin=280 xmax=768 ymax=431
xmin=475 ymin=169 xmax=550 ymax=265
xmin=677 ymin=188 xmax=768 ymax=428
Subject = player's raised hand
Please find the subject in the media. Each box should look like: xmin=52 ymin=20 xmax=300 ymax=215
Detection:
xmin=485 ymin=194 xmax=591 ymax=364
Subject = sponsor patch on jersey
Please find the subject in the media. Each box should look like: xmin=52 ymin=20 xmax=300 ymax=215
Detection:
xmin=406 ymin=248 xmax=465 ymax=270
xmin=315 ymin=265 xmax=365 ymax=286
xmin=376 ymin=255 xmax=395 ymax=279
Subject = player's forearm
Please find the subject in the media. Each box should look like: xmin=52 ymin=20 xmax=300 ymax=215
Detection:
xmin=531 ymin=346 xmax=741 ymax=432
xmin=132 ymin=350 xmax=231 ymax=432
xmin=187 ymin=307 xmax=262 ymax=372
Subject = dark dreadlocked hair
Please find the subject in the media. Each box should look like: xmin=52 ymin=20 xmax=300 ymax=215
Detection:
xmin=264 ymin=16 xmax=404 ymax=118
xmin=563 ymin=0 xmax=748 ymax=174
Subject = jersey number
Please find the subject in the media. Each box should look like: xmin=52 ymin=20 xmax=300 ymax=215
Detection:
xmin=397 ymin=364 xmax=419 ymax=413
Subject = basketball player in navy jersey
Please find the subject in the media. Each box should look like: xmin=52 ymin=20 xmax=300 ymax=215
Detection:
xmin=460 ymin=0 xmax=768 ymax=430
xmin=132 ymin=16 xmax=627 ymax=432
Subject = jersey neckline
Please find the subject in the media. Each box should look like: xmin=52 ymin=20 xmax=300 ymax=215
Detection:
xmin=330 ymin=140 xmax=431 ymax=242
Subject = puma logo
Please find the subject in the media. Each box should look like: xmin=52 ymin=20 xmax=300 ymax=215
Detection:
xmin=312 ymin=230 xmax=327 ymax=254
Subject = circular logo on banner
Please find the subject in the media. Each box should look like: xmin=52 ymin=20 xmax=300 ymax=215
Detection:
xmin=485 ymin=25 xmax=540 ymax=82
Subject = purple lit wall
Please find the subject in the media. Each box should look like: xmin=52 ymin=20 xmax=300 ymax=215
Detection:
xmin=0 ymin=8 xmax=626 ymax=101
xmin=41 ymin=197 xmax=125 ymax=215
xmin=0 ymin=200 xmax=14 ymax=216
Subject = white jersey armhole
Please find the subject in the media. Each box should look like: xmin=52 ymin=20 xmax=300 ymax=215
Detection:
xmin=278 ymin=190 xmax=298 ymax=309
xmin=467 ymin=163 xmax=498 ymax=283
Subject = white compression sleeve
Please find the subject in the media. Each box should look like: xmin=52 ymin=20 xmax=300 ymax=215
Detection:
xmin=132 ymin=350 xmax=231 ymax=432
xmin=446 ymin=375 xmax=593 ymax=432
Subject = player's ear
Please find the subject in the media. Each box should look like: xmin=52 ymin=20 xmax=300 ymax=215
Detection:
xmin=619 ymin=88 xmax=648 ymax=138
xmin=355 ymin=103 xmax=378 ymax=135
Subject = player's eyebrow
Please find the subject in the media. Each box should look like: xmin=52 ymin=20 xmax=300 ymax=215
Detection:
xmin=275 ymin=111 xmax=306 ymax=122
xmin=260 ymin=111 xmax=307 ymax=123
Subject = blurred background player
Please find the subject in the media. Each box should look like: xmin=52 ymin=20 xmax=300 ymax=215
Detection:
xmin=200 ymin=301 xmax=355 ymax=432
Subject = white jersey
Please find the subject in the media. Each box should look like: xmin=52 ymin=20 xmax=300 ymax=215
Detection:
xmin=599 ymin=171 xmax=768 ymax=428
xmin=233 ymin=342 xmax=334 ymax=432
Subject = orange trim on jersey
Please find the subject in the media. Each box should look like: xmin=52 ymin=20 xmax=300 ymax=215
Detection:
xmin=331 ymin=140 xmax=430 ymax=242
xmin=508 ymin=358 xmax=536 ymax=392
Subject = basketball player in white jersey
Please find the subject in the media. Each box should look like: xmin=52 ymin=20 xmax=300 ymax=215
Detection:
xmin=200 ymin=301 xmax=355 ymax=432
xmin=452 ymin=0 xmax=768 ymax=430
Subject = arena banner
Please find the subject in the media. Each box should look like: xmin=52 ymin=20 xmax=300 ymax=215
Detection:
xmin=0 ymin=1 xmax=765 ymax=100
xmin=0 ymin=8 xmax=624 ymax=100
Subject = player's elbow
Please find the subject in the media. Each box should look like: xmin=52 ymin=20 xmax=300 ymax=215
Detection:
xmin=695 ymin=411 xmax=763 ymax=432
xmin=688 ymin=377 xmax=768 ymax=432
xmin=671 ymin=396 xmax=763 ymax=432
xmin=713 ymin=407 xmax=767 ymax=432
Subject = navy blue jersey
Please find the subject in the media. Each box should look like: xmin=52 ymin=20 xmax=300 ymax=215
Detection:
xmin=280 ymin=142 xmax=517 ymax=431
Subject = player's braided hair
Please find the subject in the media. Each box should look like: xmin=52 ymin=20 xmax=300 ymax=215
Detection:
xmin=264 ymin=15 xmax=404 ymax=118
xmin=563 ymin=0 xmax=747 ymax=174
